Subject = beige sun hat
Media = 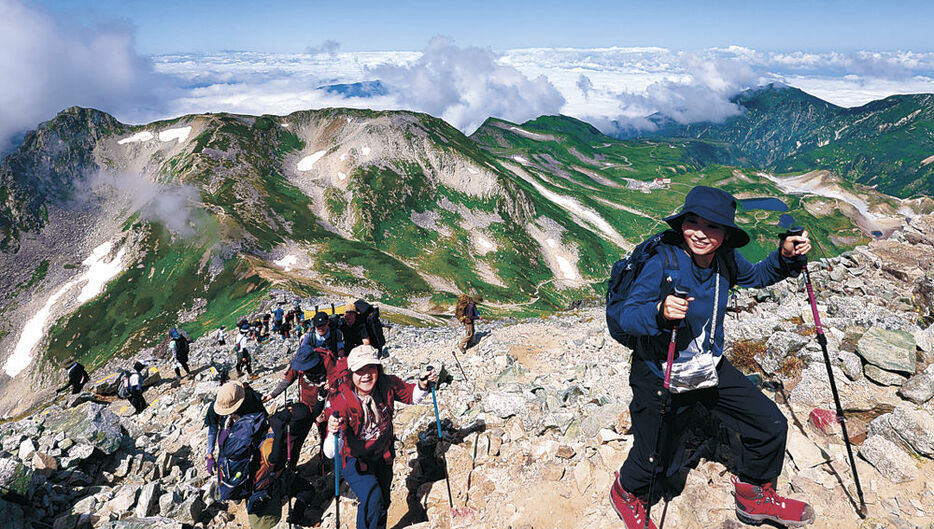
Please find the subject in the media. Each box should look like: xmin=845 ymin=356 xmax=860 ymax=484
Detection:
xmin=347 ymin=344 xmax=381 ymax=373
xmin=214 ymin=381 xmax=246 ymax=415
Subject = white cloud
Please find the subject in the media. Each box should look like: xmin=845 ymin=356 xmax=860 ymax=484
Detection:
xmin=369 ymin=37 xmax=566 ymax=133
xmin=0 ymin=0 xmax=170 ymax=149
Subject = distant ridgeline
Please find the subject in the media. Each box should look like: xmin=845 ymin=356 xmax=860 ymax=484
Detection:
xmin=0 ymin=88 xmax=926 ymax=379
xmin=626 ymin=83 xmax=934 ymax=199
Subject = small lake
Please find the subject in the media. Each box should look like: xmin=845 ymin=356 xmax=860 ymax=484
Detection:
xmin=740 ymin=197 xmax=789 ymax=212
xmin=779 ymin=214 xmax=797 ymax=228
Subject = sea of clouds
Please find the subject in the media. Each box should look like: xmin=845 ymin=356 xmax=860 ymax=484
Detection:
xmin=3 ymin=0 xmax=934 ymax=150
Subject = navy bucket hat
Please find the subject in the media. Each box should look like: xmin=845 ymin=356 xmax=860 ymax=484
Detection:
xmin=663 ymin=186 xmax=750 ymax=248
xmin=291 ymin=342 xmax=322 ymax=372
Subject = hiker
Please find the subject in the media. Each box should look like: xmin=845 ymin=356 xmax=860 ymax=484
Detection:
xmin=124 ymin=361 xmax=147 ymax=414
xmin=272 ymin=304 xmax=285 ymax=335
xmin=262 ymin=313 xmax=271 ymax=338
xmin=279 ymin=315 xmax=292 ymax=340
xmin=606 ymin=186 xmax=814 ymax=528
xmin=234 ymin=323 xmax=256 ymax=379
xmin=292 ymin=296 xmax=305 ymax=326
xmin=262 ymin=340 xmax=329 ymax=466
xmin=306 ymin=311 xmax=344 ymax=357
xmin=354 ymin=299 xmax=388 ymax=357
xmin=214 ymin=325 xmax=227 ymax=346
xmin=168 ymin=328 xmax=192 ymax=380
xmin=455 ymin=294 xmax=481 ymax=353
xmin=60 ymin=359 xmax=89 ymax=394
xmin=340 ymin=302 xmax=370 ymax=353
xmin=324 ymin=345 xmax=439 ymax=529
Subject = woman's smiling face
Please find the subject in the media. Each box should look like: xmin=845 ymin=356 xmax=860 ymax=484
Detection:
xmin=681 ymin=213 xmax=726 ymax=257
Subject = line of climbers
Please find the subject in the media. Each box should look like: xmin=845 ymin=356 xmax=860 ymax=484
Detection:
xmin=56 ymin=293 xmax=486 ymax=528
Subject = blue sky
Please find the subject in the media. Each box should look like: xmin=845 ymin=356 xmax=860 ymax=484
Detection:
xmin=35 ymin=0 xmax=934 ymax=54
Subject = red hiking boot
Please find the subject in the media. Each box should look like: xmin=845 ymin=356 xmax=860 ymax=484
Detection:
xmin=732 ymin=475 xmax=815 ymax=527
xmin=610 ymin=472 xmax=657 ymax=529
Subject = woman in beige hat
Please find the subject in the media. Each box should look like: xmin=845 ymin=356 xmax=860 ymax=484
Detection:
xmin=324 ymin=344 xmax=438 ymax=529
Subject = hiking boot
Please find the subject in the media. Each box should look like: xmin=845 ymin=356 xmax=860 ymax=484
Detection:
xmin=249 ymin=374 xmax=259 ymax=381
xmin=609 ymin=472 xmax=656 ymax=529
xmin=732 ymin=475 xmax=815 ymax=527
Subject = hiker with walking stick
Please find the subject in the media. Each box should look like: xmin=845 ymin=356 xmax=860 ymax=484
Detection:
xmin=323 ymin=345 xmax=438 ymax=529
xmin=606 ymin=186 xmax=815 ymax=528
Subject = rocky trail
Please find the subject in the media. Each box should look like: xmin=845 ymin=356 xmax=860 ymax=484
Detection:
xmin=4 ymin=216 xmax=934 ymax=529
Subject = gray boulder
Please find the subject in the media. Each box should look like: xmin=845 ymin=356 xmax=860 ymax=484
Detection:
xmin=867 ymin=405 xmax=934 ymax=459
xmin=898 ymin=364 xmax=934 ymax=404
xmin=864 ymin=364 xmax=909 ymax=386
xmin=102 ymin=518 xmax=185 ymax=529
xmin=756 ymin=331 xmax=809 ymax=376
xmin=43 ymin=402 xmax=126 ymax=455
xmin=0 ymin=457 xmax=34 ymax=498
xmin=855 ymin=327 xmax=916 ymax=375
xmin=484 ymin=392 xmax=528 ymax=419
xmin=859 ymin=435 xmax=917 ymax=483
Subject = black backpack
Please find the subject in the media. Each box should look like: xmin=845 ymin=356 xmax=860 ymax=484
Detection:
xmin=174 ymin=337 xmax=190 ymax=361
xmin=606 ymin=230 xmax=737 ymax=350
xmin=355 ymin=300 xmax=386 ymax=350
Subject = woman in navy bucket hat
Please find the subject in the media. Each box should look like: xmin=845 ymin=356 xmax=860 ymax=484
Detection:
xmin=607 ymin=186 xmax=816 ymax=528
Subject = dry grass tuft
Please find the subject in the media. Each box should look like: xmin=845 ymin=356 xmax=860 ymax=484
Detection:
xmin=728 ymin=339 xmax=767 ymax=375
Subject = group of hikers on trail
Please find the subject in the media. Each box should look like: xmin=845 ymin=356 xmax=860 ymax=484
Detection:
xmin=53 ymin=185 xmax=838 ymax=528
xmin=202 ymin=297 xmax=436 ymax=529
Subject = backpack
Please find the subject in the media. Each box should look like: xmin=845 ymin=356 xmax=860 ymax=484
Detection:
xmin=174 ymin=337 xmax=190 ymax=361
xmin=455 ymin=294 xmax=469 ymax=322
xmin=355 ymin=300 xmax=386 ymax=350
xmin=606 ymin=230 xmax=738 ymax=350
xmin=216 ymin=412 xmax=282 ymax=511
xmin=116 ymin=370 xmax=131 ymax=399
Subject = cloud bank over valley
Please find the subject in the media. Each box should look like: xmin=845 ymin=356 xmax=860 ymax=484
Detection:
xmin=4 ymin=0 xmax=934 ymax=146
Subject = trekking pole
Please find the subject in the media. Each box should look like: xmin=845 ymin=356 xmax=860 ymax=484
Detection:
xmin=332 ymin=411 xmax=341 ymax=529
xmin=449 ymin=348 xmax=470 ymax=382
xmin=285 ymin=409 xmax=294 ymax=529
xmin=645 ymin=287 xmax=689 ymax=529
xmin=785 ymin=227 xmax=867 ymax=517
xmin=427 ymin=366 xmax=454 ymax=508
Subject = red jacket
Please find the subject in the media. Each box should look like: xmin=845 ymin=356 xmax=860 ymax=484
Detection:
xmin=327 ymin=374 xmax=415 ymax=464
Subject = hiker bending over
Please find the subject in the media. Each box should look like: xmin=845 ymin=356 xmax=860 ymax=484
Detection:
xmin=606 ymin=186 xmax=814 ymax=529
xmin=340 ymin=302 xmax=371 ymax=353
xmin=127 ymin=361 xmax=147 ymax=414
xmin=60 ymin=359 xmax=89 ymax=394
xmin=214 ymin=325 xmax=227 ymax=346
xmin=262 ymin=341 xmax=329 ymax=467
xmin=205 ymin=380 xmax=266 ymax=478
xmin=455 ymin=294 xmax=481 ymax=353
xmin=234 ymin=324 xmax=256 ymax=379
xmin=324 ymin=345 xmax=438 ymax=529
xmin=169 ymin=328 xmax=192 ymax=380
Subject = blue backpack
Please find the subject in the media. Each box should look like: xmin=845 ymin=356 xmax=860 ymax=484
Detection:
xmin=606 ymin=230 xmax=738 ymax=350
xmin=216 ymin=412 xmax=271 ymax=502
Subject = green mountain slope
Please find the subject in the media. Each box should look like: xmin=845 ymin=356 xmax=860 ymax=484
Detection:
xmin=0 ymin=107 xmax=898 ymax=375
xmin=637 ymin=84 xmax=934 ymax=198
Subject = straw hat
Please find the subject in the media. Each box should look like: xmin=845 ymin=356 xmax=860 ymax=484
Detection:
xmin=214 ymin=381 xmax=246 ymax=415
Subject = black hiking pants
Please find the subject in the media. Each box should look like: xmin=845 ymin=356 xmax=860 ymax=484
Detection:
xmin=618 ymin=356 xmax=787 ymax=498
xmin=129 ymin=390 xmax=147 ymax=415
xmin=236 ymin=351 xmax=253 ymax=376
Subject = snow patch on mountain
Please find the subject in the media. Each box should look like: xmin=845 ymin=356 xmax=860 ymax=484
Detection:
xmin=117 ymin=131 xmax=154 ymax=145
xmin=158 ymin=126 xmax=191 ymax=144
xmin=297 ymin=150 xmax=327 ymax=171
xmin=3 ymin=242 xmax=127 ymax=378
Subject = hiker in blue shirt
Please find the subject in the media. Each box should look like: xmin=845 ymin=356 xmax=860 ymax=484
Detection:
xmin=272 ymin=304 xmax=285 ymax=335
xmin=607 ymin=186 xmax=816 ymax=529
